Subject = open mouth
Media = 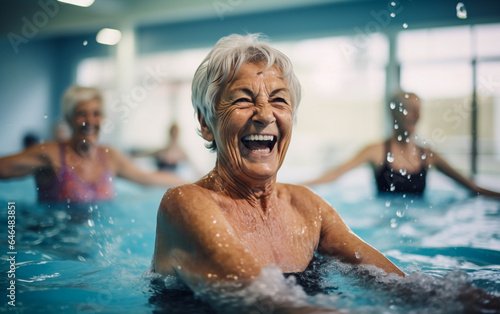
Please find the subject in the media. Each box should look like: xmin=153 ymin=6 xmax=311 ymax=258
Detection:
xmin=241 ymin=134 xmax=277 ymax=154
xmin=79 ymin=124 xmax=100 ymax=136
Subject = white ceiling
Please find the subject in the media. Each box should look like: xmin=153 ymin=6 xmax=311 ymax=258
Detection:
xmin=1 ymin=0 xmax=353 ymax=38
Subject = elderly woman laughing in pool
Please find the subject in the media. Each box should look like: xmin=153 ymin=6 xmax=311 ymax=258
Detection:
xmin=153 ymin=34 xmax=404 ymax=287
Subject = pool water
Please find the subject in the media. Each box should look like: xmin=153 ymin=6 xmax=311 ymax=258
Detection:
xmin=1 ymin=174 xmax=499 ymax=313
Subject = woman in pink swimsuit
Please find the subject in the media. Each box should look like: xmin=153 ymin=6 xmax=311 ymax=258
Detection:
xmin=0 ymin=86 xmax=187 ymax=203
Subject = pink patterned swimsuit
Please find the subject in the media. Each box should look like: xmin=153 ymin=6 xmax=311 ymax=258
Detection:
xmin=37 ymin=144 xmax=115 ymax=203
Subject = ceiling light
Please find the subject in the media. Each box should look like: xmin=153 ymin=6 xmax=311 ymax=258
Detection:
xmin=96 ymin=28 xmax=122 ymax=45
xmin=57 ymin=0 xmax=95 ymax=7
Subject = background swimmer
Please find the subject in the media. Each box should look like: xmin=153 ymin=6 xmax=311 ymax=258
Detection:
xmin=0 ymin=85 xmax=188 ymax=203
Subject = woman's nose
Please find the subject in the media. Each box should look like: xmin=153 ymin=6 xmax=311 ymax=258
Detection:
xmin=253 ymin=102 xmax=276 ymax=125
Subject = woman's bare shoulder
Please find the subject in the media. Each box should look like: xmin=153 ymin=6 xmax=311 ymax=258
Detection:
xmin=277 ymin=183 xmax=325 ymax=207
xmin=159 ymin=183 xmax=217 ymax=216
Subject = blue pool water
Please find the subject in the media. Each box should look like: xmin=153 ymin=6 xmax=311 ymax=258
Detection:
xmin=1 ymin=172 xmax=499 ymax=313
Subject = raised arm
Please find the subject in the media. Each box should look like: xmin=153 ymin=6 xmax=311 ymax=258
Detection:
xmin=430 ymin=150 xmax=500 ymax=198
xmin=302 ymin=144 xmax=377 ymax=186
xmin=109 ymin=148 xmax=188 ymax=186
xmin=317 ymin=197 xmax=404 ymax=276
xmin=0 ymin=144 xmax=51 ymax=179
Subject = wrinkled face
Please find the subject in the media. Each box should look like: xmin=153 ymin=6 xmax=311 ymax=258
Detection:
xmin=204 ymin=62 xmax=294 ymax=181
xmin=393 ymin=96 xmax=420 ymax=135
xmin=71 ymin=98 xmax=102 ymax=144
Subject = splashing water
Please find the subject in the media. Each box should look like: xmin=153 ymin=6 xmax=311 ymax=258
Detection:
xmin=397 ymin=135 xmax=403 ymax=142
xmin=456 ymin=2 xmax=467 ymax=19
xmin=390 ymin=218 xmax=398 ymax=228
xmin=421 ymin=153 xmax=427 ymax=160
xmin=390 ymin=102 xmax=396 ymax=110
xmin=387 ymin=152 xmax=395 ymax=163
xmin=399 ymin=169 xmax=407 ymax=176
xmin=394 ymin=124 xmax=399 ymax=130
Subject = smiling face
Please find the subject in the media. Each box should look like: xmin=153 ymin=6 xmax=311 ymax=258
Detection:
xmin=201 ymin=62 xmax=293 ymax=183
xmin=70 ymin=97 xmax=103 ymax=145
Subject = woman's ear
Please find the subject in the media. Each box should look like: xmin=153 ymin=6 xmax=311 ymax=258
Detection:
xmin=198 ymin=110 xmax=214 ymax=142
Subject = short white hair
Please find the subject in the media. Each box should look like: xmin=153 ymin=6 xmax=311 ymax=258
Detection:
xmin=191 ymin=33 xmax=302 ymax=150
xmin=62 ymin=86 xmax=102 ymax=124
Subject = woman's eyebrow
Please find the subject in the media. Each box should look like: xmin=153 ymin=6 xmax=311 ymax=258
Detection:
xmin=269 ymin=88 xmax=289 ymax=97
xmin=231 ymin=88 xmax=254 ymax=98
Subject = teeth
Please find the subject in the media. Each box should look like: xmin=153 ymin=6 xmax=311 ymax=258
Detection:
xmin=253 ymin=148 xmax=270 ymax=153
xmin=243 ymin=135 xmax=275 ymax=141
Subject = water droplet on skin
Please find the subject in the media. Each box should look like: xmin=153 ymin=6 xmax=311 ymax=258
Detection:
xmin=385 ymin=201 xmax=391 ymax=207
xmin=71 ymin=166 xmax=75 ymax=170
xmin=390 ymin=219 xmax=397 ymax=228
xmin=390 ymin=102 xmax=396 ymax=109
xmin=396 ymin=210 xmax=404 ymax=217
xmin=216 ymin=233 xmax=220 ymax=237
xmin=456 ymin=2 xmax=467 ymax=19
xmin=355 ymin=252 xmax=362 ymax=259
xmin=399 ymin=106 xmax=403 ymax=112
xmin=394 ymin=124 xmax=399 ymax=130
xmin=404 ymin=131 xmax=408 ymax=136
xmin=421 ymin=153 xmax=427 ymax=160
xmin=405 ymin=138 xmax=410 ymax=143
xmin=82 ymin=122 xmax=86 ymax=126
xmin=387 ymin=152 xmax=394 ymax=163
xmin=414 ymin=134 xmax=418 ymax=140
xmin=105 ymin=148 xmax=109 ymax=153
xmin=405 ymin=94 xmax=409 ymax=98
xmin=177 ymin=265 xmax=182 ymax=270
xmin=213 ymin=220 xmax=217 ymax=224
xmin=407 ymin=174 xmax=411 ymax=179
xmin=399 ymin=168 xmax=407 ymax=175
xmin=403 ymin=109 xmax=408 ymax=115
xmin=397 ymin=135 xmax=402 ymax=141
xmin=108 ymin=177 xmax=113 ymax=182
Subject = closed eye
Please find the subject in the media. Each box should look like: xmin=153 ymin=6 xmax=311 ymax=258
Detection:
xmin=233 ymin=98 xmax=253 ymax=104
xmin=271 ymin=97 xmax=287 ymax=104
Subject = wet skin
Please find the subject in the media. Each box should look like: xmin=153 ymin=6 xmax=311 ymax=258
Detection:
xmin=153 ymin=62 xmax=404 ymax=286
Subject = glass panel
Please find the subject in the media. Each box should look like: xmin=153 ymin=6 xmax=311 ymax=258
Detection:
xmin=273 ymin=35 xmax=388 ymax=180
xmin=400 ymin=62 xmax=473 ymax=174
xmin=477 ymin=61 xmax=500 ymax=175
xmin=398 ymin=26 xmax=472 ymax=62
xmin=474 ymin=24 xmax=500 ymax=58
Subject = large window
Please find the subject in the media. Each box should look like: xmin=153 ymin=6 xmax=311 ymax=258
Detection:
xmin=75 ymin=24 xmax=500 ymax=179
xmin=398 ymin=24 xmax=500 ymax=176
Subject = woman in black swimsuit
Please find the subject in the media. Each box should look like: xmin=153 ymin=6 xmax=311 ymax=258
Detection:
xmin=303 ymin=91 xmax=500 ymax=197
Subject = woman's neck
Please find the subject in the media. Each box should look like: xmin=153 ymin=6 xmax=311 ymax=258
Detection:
xmin=208 ymin=165 xmax=277 ymax=212
xmin=67 ymin=137 xmax=98 ymax=158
